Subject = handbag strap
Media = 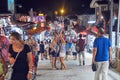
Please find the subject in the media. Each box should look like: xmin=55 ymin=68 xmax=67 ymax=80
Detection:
xmin=11 ymin=51 xmax=21 ymax=67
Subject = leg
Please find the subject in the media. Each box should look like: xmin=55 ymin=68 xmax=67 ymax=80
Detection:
xmin=82 ymin=51 xmax=85 ymax=65
xmin=45 ymin=49 xmax=48 ymax=59
xmin=65 ymin=51 xmax=68 ymax=61
xmin=73 ymin=52 xmax=77 ymax=60
xmin=61 ymin=57 xmax=66 ymax=69
xmin=59 ymin=57 xmax=62 ymax=69
xmin=34 ymin=55 xmax=39 ymax=74
xmin=60 ymin=57 xmax=66 ymax=70
xmin=54 ymin=57 xmax=58 ymax=69
xmin=41 ymin=53 xmax=44 ymax=60
xmin=49 ymin=55 xmax=52 ymax=62
xmin=51 ymin=57 xmax=56 ymax=69
xmin=95 ymin=62 xmax=102 ymax=80
xmin=102 ymin=61 xmax=109 ymax=80
xmin=78 ymin=52 xmax=81 ymax=66
xmin=75 ymin=52 xmax=77 ymax=60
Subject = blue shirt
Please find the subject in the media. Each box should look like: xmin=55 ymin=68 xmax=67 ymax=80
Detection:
xmin=93 ymin=36 xmax=111 ymax=62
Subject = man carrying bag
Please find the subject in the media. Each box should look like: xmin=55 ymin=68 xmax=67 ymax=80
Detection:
xmin=92 ymin=28 xmax=112 ymax=80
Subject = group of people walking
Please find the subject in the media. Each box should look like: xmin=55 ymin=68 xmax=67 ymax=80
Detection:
xmin=0 ymin=30 xmax=87 ymax=80
xmin=0 ymin=27 xmax=112 ymax=80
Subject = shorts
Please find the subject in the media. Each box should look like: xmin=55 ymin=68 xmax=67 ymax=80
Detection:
xmin=72 ymin=52 xmax=77 ymax=56
xmin=52 ymin=52 xmax=59 ymax=57
xmin=40 ymin=50 xmax=44 ymax=53
xmin=59 ymin=52 xmax=65 ymax=57
xmin=38 ymin=51 xmax=40 ymax=55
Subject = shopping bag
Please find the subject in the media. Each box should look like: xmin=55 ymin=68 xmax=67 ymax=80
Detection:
xmin=92 ymin=63 xmax=97 ymax=71
xmin=4 ymin=67 xmax=13 ymax=80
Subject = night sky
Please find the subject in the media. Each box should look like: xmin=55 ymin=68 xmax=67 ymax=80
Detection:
xmin=0 ymin=0 xmax=119 ymax=15
xmin=16 ymin=0 xmax=94 ymax=15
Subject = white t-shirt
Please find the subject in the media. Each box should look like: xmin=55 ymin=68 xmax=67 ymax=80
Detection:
xmin=72 ymin=43 xmax=76 ymax=52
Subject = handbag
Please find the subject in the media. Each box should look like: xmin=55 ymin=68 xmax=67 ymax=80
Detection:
xmin=92 ymin=63 xmax=97 ymax=71
xmin=4 ymin=52 xmax=21 ymax=80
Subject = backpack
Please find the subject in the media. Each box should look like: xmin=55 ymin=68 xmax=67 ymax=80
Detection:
xmin=75 ymin=43 xmax=81 ymax=53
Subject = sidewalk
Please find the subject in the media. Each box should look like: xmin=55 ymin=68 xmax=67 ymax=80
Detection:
xmin=36 ymin=52 xmax=120 ymax=80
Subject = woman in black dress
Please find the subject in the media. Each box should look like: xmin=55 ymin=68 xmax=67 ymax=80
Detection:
xmin=8 ymin=32 xmax=33 ymax=80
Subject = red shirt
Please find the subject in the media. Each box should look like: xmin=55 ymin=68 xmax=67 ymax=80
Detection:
xmin=78 ymin=38 xmax=86 ymax=51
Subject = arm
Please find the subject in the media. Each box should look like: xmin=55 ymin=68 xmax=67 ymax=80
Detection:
xmin=27 ymin=52 xmax=33 ymax=80
xmin=27 ymin=52 xmax=33 ymax=71
xmin=8 ymin=53 xmax=15 ymax=65
xmin=92 ymin=48 xmax=97 ymax=64
xmin=60 ymin=34 xmax=65 ymax=44
xmin=109 ymin=47 xmax=112 ymax=62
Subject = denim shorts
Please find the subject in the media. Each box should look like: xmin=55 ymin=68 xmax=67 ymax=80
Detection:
xmin=52 ymin=52 xmax=59 ymax=57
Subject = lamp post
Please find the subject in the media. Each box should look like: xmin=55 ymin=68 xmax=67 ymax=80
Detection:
xmin=54 ymin=11 xmax=58 ymax=16
xmin=60 ymin=9 xmax=64 ymax=16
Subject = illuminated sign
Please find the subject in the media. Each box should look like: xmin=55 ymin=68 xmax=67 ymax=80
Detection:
xmin=8 ymin=0 xmax=15 ymax=13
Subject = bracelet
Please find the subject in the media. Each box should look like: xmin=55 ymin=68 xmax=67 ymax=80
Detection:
xmin=28 ymin=71 xmax=33 ymax=74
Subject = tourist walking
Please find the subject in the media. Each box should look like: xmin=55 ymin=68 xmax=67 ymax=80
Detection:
xmin=92 ymin=28 xmax=112 ymax=80
xmin=8 ymin=32 xmax=33 ymax=80
xmin=76 ymin=34 xmax=86 ymax=66
xmin=59 ymin=33 xmax=66 ymax=70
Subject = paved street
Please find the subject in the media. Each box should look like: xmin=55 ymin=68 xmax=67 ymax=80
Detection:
xmin=36 ymin=52 xmax=120 ymax=80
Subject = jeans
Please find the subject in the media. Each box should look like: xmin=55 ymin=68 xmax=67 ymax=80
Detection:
xmin=95 ymin=61 xmax=109 ymax=80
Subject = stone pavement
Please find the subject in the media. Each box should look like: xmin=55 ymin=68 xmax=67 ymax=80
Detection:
xmin=36 ymin=52 xmax=120 ymax=80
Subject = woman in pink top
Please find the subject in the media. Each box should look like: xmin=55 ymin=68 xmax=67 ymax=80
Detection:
xmin=0 ymin=35 xmax=10 ymax=63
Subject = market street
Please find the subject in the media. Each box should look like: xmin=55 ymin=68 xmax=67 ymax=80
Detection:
xmin=36 ymin=52 xmax=120 ymax=80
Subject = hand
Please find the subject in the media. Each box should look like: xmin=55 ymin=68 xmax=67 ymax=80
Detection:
xmin=27 ymin=73 xmax=32 ymax=80
xmin=109 ymin=59 xmax=112 ymax=63
xmin=9 ymin=57 xmax=15 ymax=64
xmin=54 ymin=48 xmax=56 ymax=52
xmin=59 ymin=33 xmax=62 ymax=37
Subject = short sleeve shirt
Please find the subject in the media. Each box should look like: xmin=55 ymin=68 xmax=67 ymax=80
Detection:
xmin=9 ymin=44 xmax=31 ymax=73
xmin=93 ymin=36 xmax=111 ymax=62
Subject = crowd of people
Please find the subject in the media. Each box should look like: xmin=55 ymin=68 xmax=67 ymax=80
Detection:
xmin=0 ymin=29 xmax=87 ymax=79
xmin=0 ymin=26 xmax=112 ymax=80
